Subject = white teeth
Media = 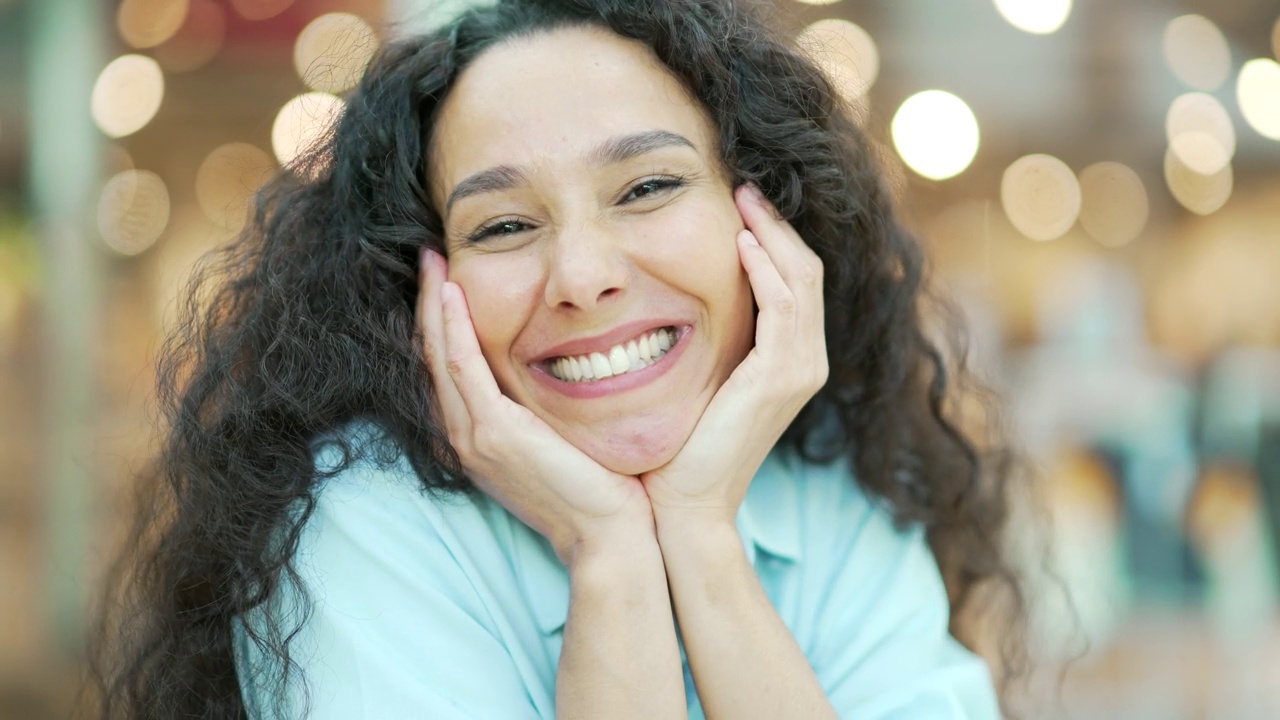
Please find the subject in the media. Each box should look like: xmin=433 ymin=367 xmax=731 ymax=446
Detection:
xmin=609 ymin=346 xmax=629 ymax=375
xmin=546 ymin=327 xmax=679 ymax=383
xmin=590 ymin=352 xmax=612 ymax=379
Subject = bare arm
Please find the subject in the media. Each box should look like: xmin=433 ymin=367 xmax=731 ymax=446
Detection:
xmin=657 ymin=514 xmax=836 ymax=720
xmin=558 ymin=521 xmax=687 ymax=720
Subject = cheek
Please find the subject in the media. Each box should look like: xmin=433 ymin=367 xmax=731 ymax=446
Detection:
xmin=448 ymin=256 xmax=538 ymax=372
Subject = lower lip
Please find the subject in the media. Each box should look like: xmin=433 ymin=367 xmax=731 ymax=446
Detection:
xmin=532 ymin=327 xmax=691 ymax=400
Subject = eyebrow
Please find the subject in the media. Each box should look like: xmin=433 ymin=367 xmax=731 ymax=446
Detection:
xmin=443 ymin=129 xmax=698 ymax=215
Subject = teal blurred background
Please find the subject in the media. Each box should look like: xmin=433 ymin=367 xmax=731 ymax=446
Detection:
xmin=1 ymin=0 xmax=1278 ymax=717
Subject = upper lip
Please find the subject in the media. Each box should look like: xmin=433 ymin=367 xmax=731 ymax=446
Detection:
xmin=529 ymin=318 xmax=687 ymax=363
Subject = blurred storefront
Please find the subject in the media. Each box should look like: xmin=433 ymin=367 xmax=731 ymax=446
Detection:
xmin=1 ymin=0 xmax=1278 ymax=717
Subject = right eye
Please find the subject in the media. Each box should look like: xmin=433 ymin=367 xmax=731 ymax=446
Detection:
xmin=468 ymin=218 xmax=531 ymax=243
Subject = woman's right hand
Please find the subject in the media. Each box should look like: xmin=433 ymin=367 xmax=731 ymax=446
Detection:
xmin=417 ymin=248 xmax=653 ymax=566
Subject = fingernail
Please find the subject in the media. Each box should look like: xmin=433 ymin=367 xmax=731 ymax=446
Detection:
xmin=740 ymin=230 xmax=759 ymax=246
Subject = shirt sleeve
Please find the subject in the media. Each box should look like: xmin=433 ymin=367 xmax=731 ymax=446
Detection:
xmin=234 ymin=451 xmax=544 ymax=720
xmin=802 ymin=465 xmax=1001 ymax=720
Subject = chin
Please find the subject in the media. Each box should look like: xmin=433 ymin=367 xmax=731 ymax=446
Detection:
xmin=567 ymin=421 xmax=691 ymax=476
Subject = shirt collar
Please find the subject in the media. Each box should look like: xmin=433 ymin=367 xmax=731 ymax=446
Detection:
xmin=521 ymin=447 xmax=803 ymax=636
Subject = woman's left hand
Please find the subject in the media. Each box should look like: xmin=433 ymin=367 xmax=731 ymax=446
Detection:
xmin=641 ymin=184 xmax=828 ymax=527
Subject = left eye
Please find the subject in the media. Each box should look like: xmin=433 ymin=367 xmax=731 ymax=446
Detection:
xmin=624 ymin=177 xmax=684 ymax=202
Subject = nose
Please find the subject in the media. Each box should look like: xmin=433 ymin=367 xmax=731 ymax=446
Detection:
xmin=542 ymin=220 xmax=630 ymax=311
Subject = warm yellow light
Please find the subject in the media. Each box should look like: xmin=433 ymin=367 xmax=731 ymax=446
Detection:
xmin=797 ymin=19 xmax=879 ymax=103
xmin=1273 ymin=17 xmax=1279 ymax=62
xmin=1164 ymin=148 xmax=1232 ymax=216
xmin=98 ymin=169 xmax=170 ymax=256
xmin=993 ymin=0 xmax=1071 ymax=35
xmin=294 ymin=13 xmax=380 ymax=94
xmin=1237 ymin=58 xmax=1280 ymax=140
xmin=1162 ymin=15 xmax=1230 ymax=91
xmin=154 ymin=0 xmax=226 ymax=73
xmin=117 ymin=0 xmax=189 ymax=49
xmin=1000 ymin=154 xmax=1080 ymax=242
xmin=272 ymin=92 xmax=345 ymax=173
xmin=1166 ymin=92 xmax=1235 ymax=175
xmin=91 ymin=55 xmax=165 ymax=139
xmin=891 ymin=90 xmax=980 ymax=181
xmin=196 ymin=143 xmax=276 ymax=231
xmin=1078 ymin=162 xmax=1148 ymax=247
xmin=229 ymin=0 xmax=295 ymax=21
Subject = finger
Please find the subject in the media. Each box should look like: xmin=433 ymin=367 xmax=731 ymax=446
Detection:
xmin=734 ymin=184 xmax=823 ymax=292
xmin=418 ymin=249 xmax=473 ymax=430
xmin=737 ymin=229 xmax=795 ymax=341
xmin=440 ymin=281 xmax=507 ymax=417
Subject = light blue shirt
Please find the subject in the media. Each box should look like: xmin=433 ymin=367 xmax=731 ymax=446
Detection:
xmin=236 ymin=428 xmax=999 ymax=718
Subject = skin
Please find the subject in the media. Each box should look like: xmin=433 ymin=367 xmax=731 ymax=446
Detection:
xmin=419 ymin=26 xmax=834 ymax=719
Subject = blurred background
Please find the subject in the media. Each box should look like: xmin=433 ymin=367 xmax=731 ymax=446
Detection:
xmin=1 ymin=0 xmax=1278 ymax=717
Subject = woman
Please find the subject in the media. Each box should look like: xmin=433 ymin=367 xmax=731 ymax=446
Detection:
xmin=94 ymin=0 xmax=1028 ymax=717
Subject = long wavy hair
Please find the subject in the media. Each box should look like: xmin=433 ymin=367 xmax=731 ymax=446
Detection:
xmin=91 ymin=0 xmax=1030 ymax=717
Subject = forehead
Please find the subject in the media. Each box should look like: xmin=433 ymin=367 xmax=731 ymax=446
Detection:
xmin=429 ymin=25 xmax=716 ymax=193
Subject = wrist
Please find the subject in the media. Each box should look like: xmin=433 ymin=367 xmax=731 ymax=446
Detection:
xmin=652 ymin=508 xmax=743 ymax=562
xmin=558 ymin=510 xmax=659 ymax=571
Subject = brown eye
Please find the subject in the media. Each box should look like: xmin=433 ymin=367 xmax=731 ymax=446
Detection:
xmin=623 ymin=177 xmax=685 ymax=202
xmin=469 ymin=219 xmax=530 ymax=243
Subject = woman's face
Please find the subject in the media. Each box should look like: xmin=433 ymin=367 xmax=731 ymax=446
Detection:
xmin=429 ymin=25 xmax=754 ymax=475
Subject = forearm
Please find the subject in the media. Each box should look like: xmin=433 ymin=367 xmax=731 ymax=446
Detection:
xmin=556 ymin=524 xmax=687 ymax=720
xmin=657 ymin=514 xmax=837 ymax=720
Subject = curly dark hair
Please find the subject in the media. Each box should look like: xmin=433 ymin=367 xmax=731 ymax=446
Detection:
xmin=90 ymin=0 xmax=1030 ymax=717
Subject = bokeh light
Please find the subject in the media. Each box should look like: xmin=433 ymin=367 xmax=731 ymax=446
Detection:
xmin=1001 ymin=154 xmax=1081 ymax=242
xmin=1164 ymin=147 xmax=1232 ymax=216
xmin=229 ymin=0 xmax=295 ymax=21
xmin=1166 ymin=92 xmax=1235 ymax=175
xmin=993 ymin=0 xmax=1071 ymax=35
xmin=91 ymin=55 xmax=165 ymax=139
xmin=1273 ymin=17 xmax=1279 ymax=61
xmin=891 ymin=90 xmax=980 ymax=181
xmin=796 ymin=19 xmax=879 ymax=103
xmin=1162 ymin=15 xmax=1230 ymax=91
xmin=271 ymin=92 xmax=345 ymax=173
xmin=195 ymin=143 xmax=276 ymax=231
xmin=97 ymin=169 xmax=171 ymax=256
xmin=116 ymin=0 xmax=189 ymax=49
xmin=1237 ymin=58 xmax=1280 ymax=140
xmin=1077 ymin=162 xmax=1149 ymax=248
xmin=154 ymin=0 xmax=226 ymax=73
xmin=294 ymin=13 xmax=380 ymax=94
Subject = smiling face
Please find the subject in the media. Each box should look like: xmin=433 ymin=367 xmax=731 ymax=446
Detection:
xmin=428 ymin=25 xmax=754 ymax=475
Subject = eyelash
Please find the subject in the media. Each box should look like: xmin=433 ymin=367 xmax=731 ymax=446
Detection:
xmin=465 ymin=175 xmax=687 ymax=243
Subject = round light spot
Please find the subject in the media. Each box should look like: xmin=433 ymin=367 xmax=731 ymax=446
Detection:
xmin=797 ymin=19 xmax=879 ymax=102
xmin=229 ymin=0 xmax=295 ymax=21
xmin=1166 ymin=92 xmax=1235 ymax=175
xmin=1164 ymin=148 xmax=1232 ymax=216
xmin=154 ymin=0 xmax=226 ymax=73
xmin=1162 ymin=15 xmax=1231 ymax=91
xmin=117 ymin=0 xmax=189 ymax=49
xmin=294 ymin=13 xmax=380 ymax=94
xmin=993 ymin=0 xmax=1071 ymax=35
xmin=1001 ymin=154 xmax=1081 ymax=241
xmin=1237 ymin=58 xmax=1280 ymax=140
xmin=91 ymin=55 xmax=165 ymax=138
xmin=891 ymin=90 xmax=980 ymax=181
xmin=1273 ymin=17 xmax=1279 ymax=62
xmin=98 ymin=169 xmax=170 ymax=255
xmin=1077 ymin=162 xmax=1148 ymax=247
xmin=271 ymin=92 xmax=345 ymax=174
xmin=195 ymin=143 xmax=276 ymax=231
